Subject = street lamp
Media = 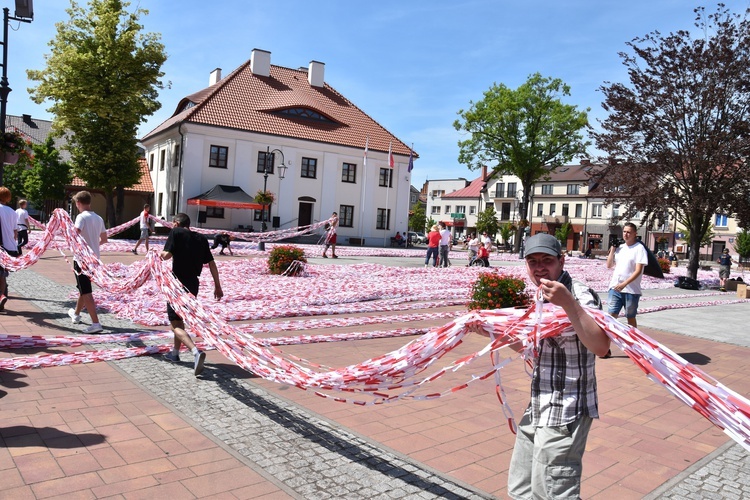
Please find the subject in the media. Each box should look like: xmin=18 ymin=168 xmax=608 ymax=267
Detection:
xmin=0 ymin=4 xmax=33 ymax=187
xmin=261 ymin=146 xmax=286 ymax=232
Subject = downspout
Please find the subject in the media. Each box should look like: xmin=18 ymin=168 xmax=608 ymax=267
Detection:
xmin=177 ymin=122 xmax=185 ymax=211
xmin=583 ymin=197 xmax=589 ymax=249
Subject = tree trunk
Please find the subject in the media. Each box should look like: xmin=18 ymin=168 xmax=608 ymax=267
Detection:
xmin=685 ymin=212 xmax=707 ymax=280
xmin=115 ymin=186 xmax=125 ymax=226
xmin=105 ymin=191 xmax=116 ymax=228
xmin=514 ymin=187 xmax=532 ymax=254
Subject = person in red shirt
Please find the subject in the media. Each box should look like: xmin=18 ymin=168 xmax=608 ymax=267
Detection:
xmin=424 ymin=225 xmax=441 ymax=267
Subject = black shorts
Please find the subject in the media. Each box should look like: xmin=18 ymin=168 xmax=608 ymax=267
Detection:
xmin=167 ymin=276 xmax=200 ymax=322
xmin=73 ymin=261 xmax=93 ymax=295
xmin=1 ymin=249 xmax=18 ymax=276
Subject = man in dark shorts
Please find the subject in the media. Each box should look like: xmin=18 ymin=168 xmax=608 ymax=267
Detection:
xmin=211 ymin=232 xmax=234 ymax=256
xmin=160 ymin=213 xmax=224 ymax=376
xmin=67 ymin=191 xmax=108 ymax=333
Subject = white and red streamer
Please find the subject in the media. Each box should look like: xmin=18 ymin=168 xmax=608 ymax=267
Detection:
xmin=1 ymin=209 xmax=748 ymax=451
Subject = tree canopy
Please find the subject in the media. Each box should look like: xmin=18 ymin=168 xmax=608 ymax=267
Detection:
xmin=454 ymin=73 xmax=589 ymax=251
xmin=593 ymin=4 xmax=750 ymax=279
xmin=27 ymin=0 xmax=167 ymax=226
xmin=409 ymin=202 xmax=426 ymax=233
xmin=475 ymin=204 xmax=499 ymax=240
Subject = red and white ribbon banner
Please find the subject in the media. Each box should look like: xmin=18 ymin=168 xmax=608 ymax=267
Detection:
xmin=1 ymin=209 xmax=748 ymax=451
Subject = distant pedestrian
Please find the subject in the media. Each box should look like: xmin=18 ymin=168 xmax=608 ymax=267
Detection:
xmin=67 ymin=191 xmax=108 ymax=333
xmin=16 ymin=199 xmax=29 ymax=255
xmin=0 ymin=187 xmax=19 ymax=310
xmin=424 ymin=225 xmax=440 ymax=267
xmin=438 ymin=222 xmax=451 ymax=267
xmin=322 ymin=212 xmax=339 ymax=258
xmin=605 ymin=222 xmax=647 ymax=357
xmin=211 ymin=232 xmax=234 ymax=256
xmin=467 ymin=233 xmax=479 ymax=265
xmin=717 ymin=248 xmax=735 ymax=292
xmin=131 ymin=204 xmax=151 ymax=255
xmin=161 ymin=213 xmax=223 ymax=376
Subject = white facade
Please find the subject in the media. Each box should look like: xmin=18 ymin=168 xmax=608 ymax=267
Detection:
xmin=424 ymin=179 xmax=470 ymax=229
xmin=143 ymin=125 xmax=412 ymax=245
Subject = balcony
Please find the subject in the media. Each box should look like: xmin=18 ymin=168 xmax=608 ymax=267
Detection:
xmin=543 ymin=215 xmax=569 ymax=224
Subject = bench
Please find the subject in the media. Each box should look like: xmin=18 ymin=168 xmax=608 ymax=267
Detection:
xmin=390 ymin=237 xmax=405 ymax=247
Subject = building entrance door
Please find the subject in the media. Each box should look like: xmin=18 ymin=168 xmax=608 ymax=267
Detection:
xmin=298 ymin=202 xmax=313 ymax=227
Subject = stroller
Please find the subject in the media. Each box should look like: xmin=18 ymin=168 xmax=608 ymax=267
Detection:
xmin=471 ymin=245 xmax=491 ymax=267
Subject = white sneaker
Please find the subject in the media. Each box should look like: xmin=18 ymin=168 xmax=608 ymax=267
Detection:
xmin=83 ymin=323 xmax=103 ymax=334
xmin=68 ymin=308 xmax=81 ymax=324
xmin=194 ymin=351 xmax=206 ymax=376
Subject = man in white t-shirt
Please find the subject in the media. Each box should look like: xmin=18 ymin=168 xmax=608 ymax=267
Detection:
xmin=68 ymin=191 xmax=108 ymax=333
xmin=132 ymin=204 xmax=150 ymax=255
xmin=438 ymin=222 xmax=451 ymax=267
xmin=16 ymin=199 xmax=29 ymax=255
xmin=606 ymin=222 xmax=648 ymax=333
xmin=467 ymin=233 xmax=479 ymax=265
xmin=0 ymin=187 xmax=19 ymax=310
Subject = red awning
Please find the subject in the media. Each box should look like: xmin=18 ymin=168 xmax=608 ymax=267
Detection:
xmin=186 ymin=185 xmax=264 ymax=210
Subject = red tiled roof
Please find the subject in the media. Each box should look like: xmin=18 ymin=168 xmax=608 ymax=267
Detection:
xmin=70 ymin=157 xmax=152 ymax=193
xmin=442 ymin=176 xmax=486 ymax=198
xmin=143 ymin=62 xmax=415 ymax=157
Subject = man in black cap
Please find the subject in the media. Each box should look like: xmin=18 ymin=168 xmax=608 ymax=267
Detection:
xmin=507 ymin=233 xmax=610 ymax=500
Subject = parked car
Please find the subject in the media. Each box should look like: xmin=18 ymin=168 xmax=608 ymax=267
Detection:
xmin=408 ymin=231 xmax=427 ymax=244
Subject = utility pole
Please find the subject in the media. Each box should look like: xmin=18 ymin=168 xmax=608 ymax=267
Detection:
xmin=0 ymin=2 xmax=34 ymax=186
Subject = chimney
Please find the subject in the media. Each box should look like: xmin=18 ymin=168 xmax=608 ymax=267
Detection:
xmin=580 ymin=159 xmax=591 ymax=166
xmin=209 ymin=68 xmax=222 ymax=85
xmin=481 ymin=165 xmax=488 ymax=180
xmin=251 ymin=48 xmax=271 ymax=77
xmin=308 ymin=60 xmax=325 ymax=87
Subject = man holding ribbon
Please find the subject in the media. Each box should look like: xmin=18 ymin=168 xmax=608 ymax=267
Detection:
xmin=508 ymin=233 xmax=610 ymax=500
xmin=160 ymin=213 xmax=223 ymax=376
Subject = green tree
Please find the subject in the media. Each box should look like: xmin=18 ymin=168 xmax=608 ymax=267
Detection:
xmin=735 ymin=229 xmax=750 ymax=267
xmin=426 ymin=217 xmax=437 ymax=233
xmin=593 ymin=5 xmax=750 ymax=280
xmin=555 ymin=221 xmax=573 ymax=248
xmin=23 ymin=137 xmax=73 ymax=209
xmin=409 ymin=203 xmax=426 ymax=233
xmin=498 ymin=222 xmax=514 ymax=248
xmin=27 ymin=0 xmax=167 ymax=226
xmin=454 ymin=73 xmax=589 ymax=253
xmin=475 ymin=204 xmax=499 ymax=240
xmin=682 ymin=224 xmax=715 ymax=249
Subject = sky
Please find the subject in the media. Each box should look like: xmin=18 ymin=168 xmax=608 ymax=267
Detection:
xmin=4 ymin=0 xmax=749 ymax=189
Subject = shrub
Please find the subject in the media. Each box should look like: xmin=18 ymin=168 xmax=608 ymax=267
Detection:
xmin=468 ymin=272 xmax=529 ymax=310
xmin=657 ymin=257 xmax=671 ymax=274
xmin=268 ymin=245 xmax=307 ymax=275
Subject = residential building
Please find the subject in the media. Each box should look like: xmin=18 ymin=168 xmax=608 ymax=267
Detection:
xmin=140 ymin=49 xmax=414 ymax=245
xmin=424 ymin=177 xmax=471 ymax=236
xmin=5 ymin=114 xmax=151 ymax=222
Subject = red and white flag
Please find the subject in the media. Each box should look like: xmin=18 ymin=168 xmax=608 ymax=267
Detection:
xmin=388 ymin=141 xmax=394 ymax=169
xmin=364 ymin=137 xmax=368 ymax=168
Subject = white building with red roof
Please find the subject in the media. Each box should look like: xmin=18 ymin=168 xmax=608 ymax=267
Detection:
xmin=141 ymin=49 xmax=415 ymax=244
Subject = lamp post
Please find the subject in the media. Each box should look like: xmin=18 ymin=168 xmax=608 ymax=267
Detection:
xmin=516 ymin=189 xmax=529 ymax=258
xmin=0 ymin=5 xmax=33 ymax=187
xmin=258 ymin=146 xmax=286 ymax=250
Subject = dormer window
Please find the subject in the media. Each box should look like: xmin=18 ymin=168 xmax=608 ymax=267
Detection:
xmin=274 ymin=107 xmax=335 ymax=123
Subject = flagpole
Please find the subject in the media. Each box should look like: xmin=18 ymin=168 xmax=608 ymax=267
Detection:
xmin=406 ymin=143 xmax=414 ymax=245
xmin=384 ymin=141 xmax=394 ymax=247
xmin=359 ymin=137 xmax=368 ymax=245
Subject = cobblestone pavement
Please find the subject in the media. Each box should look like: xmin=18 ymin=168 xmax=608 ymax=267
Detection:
xmin=645 ymin=441 xmax=750 ymax=499
xmin=10 ymin=268 xmax=492 ymax=500
xmin=6 ymin=262 xmax=750 ymax=499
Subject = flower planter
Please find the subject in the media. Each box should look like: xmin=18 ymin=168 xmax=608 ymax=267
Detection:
xmin=3 ymin=151 xmax=19 ymax=165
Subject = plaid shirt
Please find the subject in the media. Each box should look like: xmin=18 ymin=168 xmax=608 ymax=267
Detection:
xmin=529 ymin=272 xmax=601 ymax=427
